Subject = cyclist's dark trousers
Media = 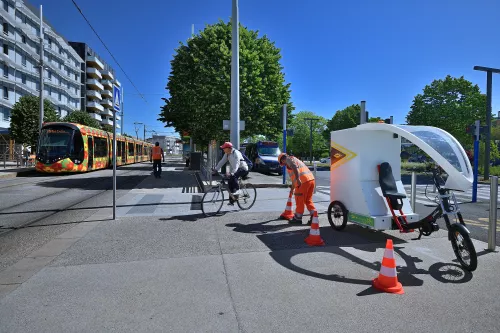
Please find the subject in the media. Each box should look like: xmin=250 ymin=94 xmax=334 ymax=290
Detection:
xmin=229 ymin=168 xmax=248 ymax=193
xmin=153 ymin=160 xmax=162 ymax=177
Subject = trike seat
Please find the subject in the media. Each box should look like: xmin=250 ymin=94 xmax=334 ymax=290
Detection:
xmin=378 ymin=162 xmax=406 ymax=210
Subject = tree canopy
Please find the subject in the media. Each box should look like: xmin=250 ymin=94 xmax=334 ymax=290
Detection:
xmin=158 ymin=20 xmax=293 ymax=144
xmin=406 ymin=75 xmax=487 ymax=147
xmin=276 ymin=111 xmax=328 ymax=160
xmin=9 ymin=95 xmax=59 ymax=148
xmin=63 ymin=110 xmax=100 ymax=129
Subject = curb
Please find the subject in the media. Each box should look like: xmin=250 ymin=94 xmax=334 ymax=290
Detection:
xmin=0 ymin=168 xmax=36 ymax=179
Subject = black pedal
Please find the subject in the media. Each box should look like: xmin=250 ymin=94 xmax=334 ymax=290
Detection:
xmin=431 ymin=222 xmax=440 ymax=232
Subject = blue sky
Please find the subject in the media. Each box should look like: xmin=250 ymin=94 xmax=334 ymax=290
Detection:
xmin=30 ymin=0 xmax=500 ymax=137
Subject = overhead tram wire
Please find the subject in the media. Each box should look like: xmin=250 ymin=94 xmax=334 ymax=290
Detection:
xmin=70 ymin=0 xmax=147 ymax=103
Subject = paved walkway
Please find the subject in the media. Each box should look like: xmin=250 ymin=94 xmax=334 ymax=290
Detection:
xmin=0 ymin=158 xmax=499 ymax=332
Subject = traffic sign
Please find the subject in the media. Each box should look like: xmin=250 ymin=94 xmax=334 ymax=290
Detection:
xmin=113 ymin=85 xmax=121 ymax=112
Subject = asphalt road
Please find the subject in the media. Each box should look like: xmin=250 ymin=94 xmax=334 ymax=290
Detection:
xmin=0 ymin=163 xmax=153 ymax=271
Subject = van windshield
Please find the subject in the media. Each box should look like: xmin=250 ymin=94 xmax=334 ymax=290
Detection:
xmin=258 ymin=147 xmax=281 ymax=156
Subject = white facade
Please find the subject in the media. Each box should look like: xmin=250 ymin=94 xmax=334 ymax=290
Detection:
xmin=0 ymin=0 xmax=84 ymax=129
xmin=148 ymin=135 xmax=180 ymax=154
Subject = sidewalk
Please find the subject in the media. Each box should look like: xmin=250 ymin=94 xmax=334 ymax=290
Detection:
xmin=0 ymin=162 xmax=35 ymax=179
xmin=0 ymin=158 xmax=499 ymax=332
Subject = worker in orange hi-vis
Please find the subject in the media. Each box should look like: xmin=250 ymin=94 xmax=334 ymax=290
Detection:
xmin=150 ymin=142 xmax=165 ymax=178
xmin=278 ymin=153 xmax=316 ymax=225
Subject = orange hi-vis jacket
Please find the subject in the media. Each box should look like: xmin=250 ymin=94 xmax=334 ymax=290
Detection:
xmin=287 ymin=156 xmax=314 ymax=184
xmin=152 ymin=146 xmax=162 ymax=160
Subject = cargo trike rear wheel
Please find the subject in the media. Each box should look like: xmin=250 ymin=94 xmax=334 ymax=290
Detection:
xmin=327 ymin=200 xmax=348 ymax=231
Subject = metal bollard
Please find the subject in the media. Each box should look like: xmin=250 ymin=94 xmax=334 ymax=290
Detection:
xmin=488 ymin=176 xmax=498 ymax=251
xmin=313 ymin=161 xmax=317 ymax=193
xmin=411 ymin=171 xmax=417 ymax=212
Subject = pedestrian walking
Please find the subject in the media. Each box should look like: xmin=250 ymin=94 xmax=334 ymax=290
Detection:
xmin=278 ymin=153 xmax=317 ymax=224
xmin=150 ymin=142 xmax=165 ymax=178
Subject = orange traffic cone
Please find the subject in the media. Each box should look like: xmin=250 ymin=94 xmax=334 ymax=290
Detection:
xmin=279 ymin=188 xmax=294 ymax=220
xmin=372 ymin=239 xmax=404 ymax=294
xmin=304 ymin=210 xmax=325 ymax=246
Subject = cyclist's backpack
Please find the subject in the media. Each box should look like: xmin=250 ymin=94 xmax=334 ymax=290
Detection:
xmin=241 ymin=152 xmax=253 ymax=171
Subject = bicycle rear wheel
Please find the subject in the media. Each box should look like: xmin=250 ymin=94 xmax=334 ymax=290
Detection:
xmin=201 ymin=187 xmax=224 ymax=217
xmin=236 ymin=182 xmax=257 ymax=210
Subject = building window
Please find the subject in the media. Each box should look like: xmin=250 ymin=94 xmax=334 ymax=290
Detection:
xmin=23 ymin=15 xmax=27 ymax=24
xmin=58 ymin=92 xmax=61 ymax=101
xmin=74 ymin=73 xmax=78 ymax=81
xmin=48 ymin=38 xmax=51 ymax=47
xmin=48 ymin=71 xmax=52 ymax=81
xmin=58 ymin=62 xmax=61 ymax=69
xmin=2 ymin=44 xmax=7 ymax=55
xmin=21 ymin=73 xmax=26 ymax=84
xmin=3 ymin=0 xmax=7 ymax=12
xmin=3 ymin=22 xmax=8 ymax=35
xmin=22 ymin=54 xmax=26 ymax=66
xmin=3 ymin=86 xmax=8 ymax=99
xmin=36 ymin=46 xmax=39 ymax=55
xmin=22 ymin=35 xmax=26 ymax=43
xmin=2 ymin=64 xmax=7 ymax=78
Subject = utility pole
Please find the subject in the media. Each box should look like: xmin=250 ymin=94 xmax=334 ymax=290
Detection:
xmin=38 ymin=5 xmax=44 ymax=132
xmin=143 ymin=124 xmax=146 ymax=141
xmin=133 ymin=122 xmax=143 ymax=139
xmin=304 ymin=118 xmax=320 ymax=164
xmin=473 ymin=66 xmax=500 ymax=180
xmin=230 ymin=0 xmax=240 ymax=149
xmin=120 ymin=87 xmax=124 ymax=135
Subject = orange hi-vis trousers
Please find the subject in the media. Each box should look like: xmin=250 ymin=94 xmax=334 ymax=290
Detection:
xmin=293 ymin=179 xmax=316 ymax=218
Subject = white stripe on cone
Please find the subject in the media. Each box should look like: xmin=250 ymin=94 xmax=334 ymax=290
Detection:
xmin=379 ymin=265 xmax=397 ymax=278
xmin=383 ymin=249 xmax=394 ymax=259
xmin=309 ymin=228 xmax=320 ymax=236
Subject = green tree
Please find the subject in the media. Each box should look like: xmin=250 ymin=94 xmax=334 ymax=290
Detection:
xmin=406 ymin=75 xmax=487 ymax=147
xmin=9 ymin=95 xmax=59 ymax=149
xmin=63 ymin=110 xmax=100 ymax=128
xmin=158 ymin=20 xmax=294 ymax=144
xmin=323 ymin=104 xmax=361 ymax=141
xmin=279 ymin=111 xmax=328 ymax=161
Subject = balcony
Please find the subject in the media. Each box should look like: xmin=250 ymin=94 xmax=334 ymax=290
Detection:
xmin=86 ymin=90 xmax=102 ymax=100
xmin=86 ymin=67 xmax=102 ymax=80
xmin=101 ymin=89 xmax=112 ymax=98
xmin=115 ymin=113 xmax=121 ymax=121
xmin=87 ymin=101 xmax=104 ymax=113
xmin=89 ymin=113 xmax=102 ymax=121
xmin=102 ymin=70 xmax=114 ymax=80
xmin=101 ymin=118 xmax=113 ymax=126
xmin=114 ymin=79 xmax=121 ymax=87
xmin=87 ymin=56 xmax=104 ymax=71
xmin=100 ymin=99 xmax=112 ymax=108
xmin=101 ymin=108 xmax=113 ymax=117
xmin=87 ymin=79 xmax=104 ymax=91
xmin=101 ymin=80 xmax=113 ymax=90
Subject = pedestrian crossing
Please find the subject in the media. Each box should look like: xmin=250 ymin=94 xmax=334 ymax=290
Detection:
xmin=315 ymin=184 xmax=496 ymax=206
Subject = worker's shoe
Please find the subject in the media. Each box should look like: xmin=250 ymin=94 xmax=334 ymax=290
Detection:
xmin=288 ymin=217 xmax=303 ymax=225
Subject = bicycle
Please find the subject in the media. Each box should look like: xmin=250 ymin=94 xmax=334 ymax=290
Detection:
xmin=328 ymin=162 xmax=478 ymax=272
xmin=201 ymin=171 xmax=257 ymax=217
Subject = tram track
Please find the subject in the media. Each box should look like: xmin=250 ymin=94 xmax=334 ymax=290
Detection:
xmin=0 ymin=168 xmax=148 ymax=234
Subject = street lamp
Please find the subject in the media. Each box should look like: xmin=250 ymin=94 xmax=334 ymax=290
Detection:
xmin=304 ymin=117 xmax=320 ymax=164
xmin=473 ymin=65 xmax=500 ymax=180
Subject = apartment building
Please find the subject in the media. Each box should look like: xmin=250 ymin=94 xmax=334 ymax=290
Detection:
xmin=0 ymin=0 xmax=84 ymax=130
xmin=69 ymin=42 xmax=121 ymax=129
xmin=147 ymin=135 xmax=181 ymax=154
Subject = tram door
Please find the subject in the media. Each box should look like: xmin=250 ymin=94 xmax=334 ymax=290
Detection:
xmin=88 ymin=136 xmax=94 ymax=170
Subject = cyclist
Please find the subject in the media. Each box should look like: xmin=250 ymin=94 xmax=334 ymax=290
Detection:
xmin=278 ymin=153 xmax=316 ymax=224
xmin=213 ymin=142 xmax=249 ymax=205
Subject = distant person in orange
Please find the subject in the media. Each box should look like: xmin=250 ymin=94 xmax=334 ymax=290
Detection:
xmin=278 ymin=153 xmax=316 ymax=224
xmin=150 ymin=142 xmax=165 ymax=178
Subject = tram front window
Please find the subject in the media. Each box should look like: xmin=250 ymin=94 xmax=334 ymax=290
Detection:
xmin=37 ymin=126 xmax=83 ymax=164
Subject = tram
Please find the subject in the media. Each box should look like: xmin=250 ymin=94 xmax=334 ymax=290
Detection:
xmin=35 ymin=122 xmax=154 ymax=173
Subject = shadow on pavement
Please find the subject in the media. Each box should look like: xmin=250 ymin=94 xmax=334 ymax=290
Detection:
xmin=228 ymin=223 xmax=475 ymax=294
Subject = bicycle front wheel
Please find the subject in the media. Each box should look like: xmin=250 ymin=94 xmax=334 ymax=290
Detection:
xmin=449 ymin=222 xmax=477 ymax=272
xmin=236 ymin=182 xmax=257 ymax=210
xmin=201 ymin=187 xmax=224 ymax=217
